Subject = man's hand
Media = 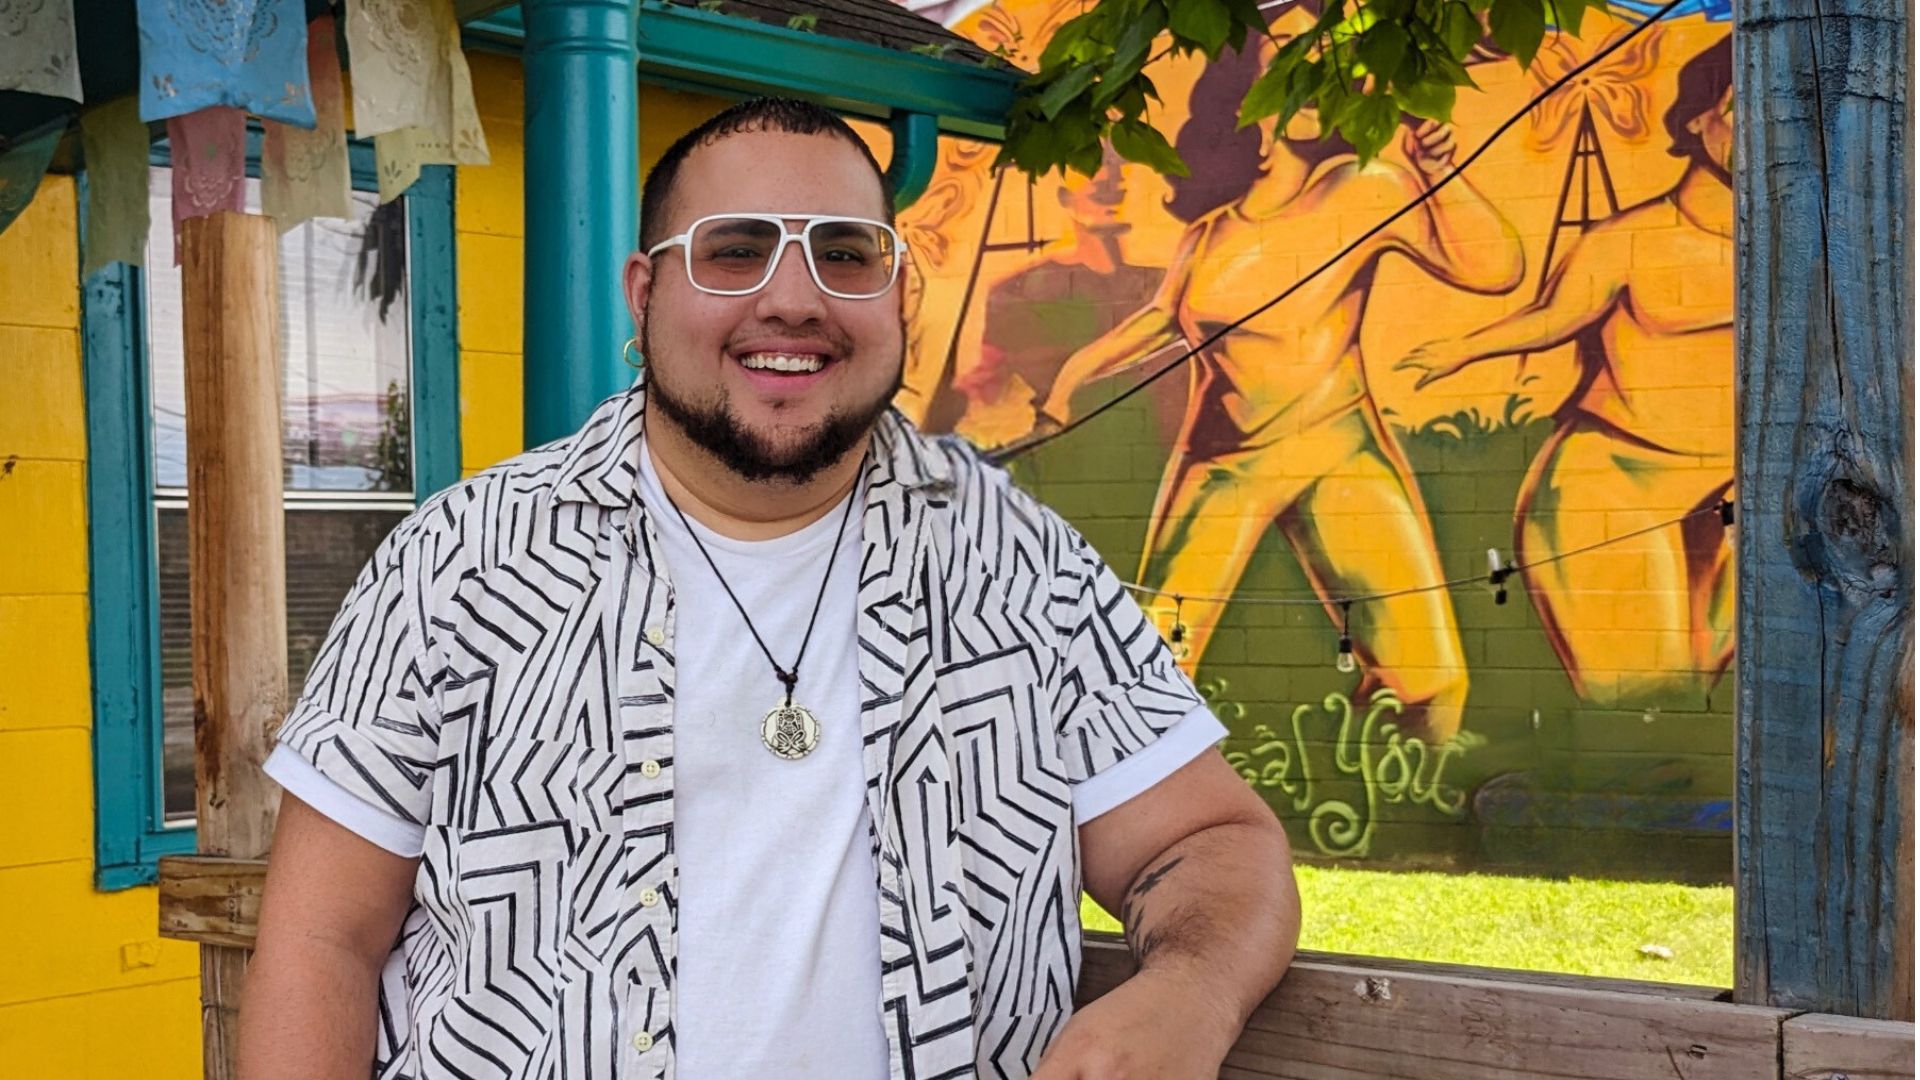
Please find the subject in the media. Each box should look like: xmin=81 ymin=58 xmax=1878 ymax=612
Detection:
xmin=1028 ymin=968 xmax=1239 ymax=1080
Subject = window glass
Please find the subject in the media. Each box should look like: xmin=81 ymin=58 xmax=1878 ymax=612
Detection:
xmin=144 ymin=166 xmax=414 ymax=821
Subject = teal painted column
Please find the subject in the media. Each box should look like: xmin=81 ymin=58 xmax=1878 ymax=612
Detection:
xmin=521 ymin=0 xmax=639 ymax=446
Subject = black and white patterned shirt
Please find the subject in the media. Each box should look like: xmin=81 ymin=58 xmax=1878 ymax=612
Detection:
xmin=269 ymin=386 xmax=1218 ymax=1079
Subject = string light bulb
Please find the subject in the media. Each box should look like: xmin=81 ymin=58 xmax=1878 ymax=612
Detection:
xmin=1168 ymin=595 xmax=1191 ymax=660
xmin=1335 ymin=601 xmax=1356 ymax=673
xmin=1487 ymin=548 xmax=1513 ymax=606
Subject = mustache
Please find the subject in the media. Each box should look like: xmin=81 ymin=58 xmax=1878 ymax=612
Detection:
xmin=725 ymin=326 xmax=855 ymax=359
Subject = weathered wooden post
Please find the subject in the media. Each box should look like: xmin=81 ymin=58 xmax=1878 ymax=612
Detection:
xmin=177 ymin=209 xmax=288 ymax=1076
xmin=1734 ymin=0 xmax=1914 ymax=1020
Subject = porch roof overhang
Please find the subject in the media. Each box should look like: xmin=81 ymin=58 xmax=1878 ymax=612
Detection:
xmin=466 ymin=0 xmax=1020 ymax=143
xmin=0 ymin=0 xmax=1022 ymax=168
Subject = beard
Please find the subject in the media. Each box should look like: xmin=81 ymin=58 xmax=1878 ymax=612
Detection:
xmin=641 ymin=306 xmax=903 ymax=485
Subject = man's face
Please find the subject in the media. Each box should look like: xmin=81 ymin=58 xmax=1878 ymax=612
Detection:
xmin=628 ymin=128 xmax=906 ymax=484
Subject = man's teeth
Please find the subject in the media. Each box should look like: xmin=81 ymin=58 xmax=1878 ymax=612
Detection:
xmin=739 ymin=352 xmax=825 ymax=373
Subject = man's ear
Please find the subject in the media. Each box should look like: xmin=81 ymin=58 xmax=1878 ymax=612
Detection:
xmin=624 ymin=251 xmax=654 ymax=332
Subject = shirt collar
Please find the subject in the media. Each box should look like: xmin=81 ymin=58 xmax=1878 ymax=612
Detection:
xmin=551 ymin=381 xmax=953 ymax=509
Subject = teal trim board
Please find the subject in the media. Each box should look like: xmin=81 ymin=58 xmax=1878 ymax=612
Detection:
xmin=81 ymin=139 xmax=460 ymax=889
xmin=463 ymin=1 xmax=1020 ymax=142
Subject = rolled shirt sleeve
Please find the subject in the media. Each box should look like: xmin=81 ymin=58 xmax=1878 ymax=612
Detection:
xmin=1053 ymin=530 xmax=1223 ymax=816
xmin=266 ymin=522 xmax=440 ymax=853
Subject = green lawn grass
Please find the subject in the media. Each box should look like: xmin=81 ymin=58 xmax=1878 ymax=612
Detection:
xmin=1080 ymin=864 xmax=1734 ymax=987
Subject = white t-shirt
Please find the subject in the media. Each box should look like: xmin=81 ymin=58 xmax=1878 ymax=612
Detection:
xmin=265 ymin=442 xmax=1227 ymax=1079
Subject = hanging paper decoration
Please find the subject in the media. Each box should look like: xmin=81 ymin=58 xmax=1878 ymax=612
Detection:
xmin=0 ymin=128 xmax=63 ymax=238
xmin=373 ymin=127 xmax=426 ymax=205
xmin=263 ymin=13 xmax=352 ymax=232
xmin=348 ymin=0 xmax=488 ymax=202
xmin=0 ymin=0 xmax=84 ymax=102
xmin=167 ymin=107 xmax=247 ymax=261
xmin=136 ymin=0 xmax=316 ymax=127
xmin=80 ymin=98 xmax=154 ymax=276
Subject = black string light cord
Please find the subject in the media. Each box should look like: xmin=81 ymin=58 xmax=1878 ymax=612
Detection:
xmin=1120 ymin=499 xmax=1734 ymax=614
xmin=987 ymin=0 xmax=1689 ymax=467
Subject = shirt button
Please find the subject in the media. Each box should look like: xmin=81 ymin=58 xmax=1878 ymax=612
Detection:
xmin=646 ymin=626 xmax=666 ymax=645
xmin=632 ymin=1031 xmax=654 ymax=1053
xmin=640 ymin=759 xmax=662 ymax=779
xmin=639 ymin=888 xmax=660 ymax=908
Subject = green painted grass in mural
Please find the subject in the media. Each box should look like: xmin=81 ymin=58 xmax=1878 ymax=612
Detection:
xmin=1080 ymin=865 xmax=1734 ymax=988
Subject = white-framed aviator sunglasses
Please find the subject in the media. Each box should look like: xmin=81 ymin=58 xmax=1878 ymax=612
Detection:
xmin=646 ymin=213 xmax=904 ymax=300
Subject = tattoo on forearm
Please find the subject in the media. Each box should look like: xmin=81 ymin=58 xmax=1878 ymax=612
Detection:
xmin=1119 ymin=855 xmax=1185 ymax=963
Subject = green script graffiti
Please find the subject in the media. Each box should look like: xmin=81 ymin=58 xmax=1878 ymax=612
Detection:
xmin=1207 ymin=680 xmax=1480 ymax=858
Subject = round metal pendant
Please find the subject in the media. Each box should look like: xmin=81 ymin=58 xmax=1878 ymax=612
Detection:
xmin=760 ymin=702 xmax=821 ymax=760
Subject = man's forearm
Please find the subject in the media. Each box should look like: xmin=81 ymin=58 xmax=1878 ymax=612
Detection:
xmin=235 ymin=937 xmax=383 ymax=1078
xmin=1116 ymin=819 xmax=1300 ymax=1047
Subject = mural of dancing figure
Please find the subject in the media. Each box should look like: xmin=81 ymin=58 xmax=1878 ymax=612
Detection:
xmin=1036 ymin=6 xmax=1526 ymax=740
xmin=957 ymin=145 xmax=1172 ymax=440
xmin=1396 ymin=38 xmax=1735 ymax=706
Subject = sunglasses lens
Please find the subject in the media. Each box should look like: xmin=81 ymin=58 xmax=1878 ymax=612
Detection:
xmin=686 ymin=217 xmax=897 ymax=297
xmin=688 ymin=217 xmax=783 ymax=292
xmin=805 ymin=219 xmax=897 ymax=298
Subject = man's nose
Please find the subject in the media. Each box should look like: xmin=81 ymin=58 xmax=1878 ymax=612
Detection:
xmin=752 ymin=237 xmax=828 ymax=322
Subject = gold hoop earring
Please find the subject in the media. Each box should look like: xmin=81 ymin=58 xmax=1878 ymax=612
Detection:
xmin=622 ymin=337 xmax=644 ymax=370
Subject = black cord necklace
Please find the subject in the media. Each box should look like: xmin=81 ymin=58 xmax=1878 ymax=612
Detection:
xmin=656 ymin=458 xmax=863 ymax=760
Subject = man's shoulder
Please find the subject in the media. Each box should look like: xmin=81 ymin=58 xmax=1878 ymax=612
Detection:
xmin=376 ymin=435 xmax=591 ymax=569
xmin=898 ymin=420 xmax=1094 ymax=578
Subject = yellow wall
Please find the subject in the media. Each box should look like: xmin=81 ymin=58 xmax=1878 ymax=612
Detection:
xmin=0 ymin=178 xmax=205 ymax=1079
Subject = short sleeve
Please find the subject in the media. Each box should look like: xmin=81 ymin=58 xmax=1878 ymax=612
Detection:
xmin=1053 ymin=535 xmax=1210 ymax=788
xmin=269 ymin=526 xmax=441 ymax=845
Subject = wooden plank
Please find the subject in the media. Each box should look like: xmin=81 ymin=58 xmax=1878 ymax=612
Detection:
xmin=157 ymin=856 xmax=268 ymax=950
xmin=1080 ymin=941 xmax=1788 ymax=1079
xmin=179 ymin=210 xmax=287 ymax=1080
xmin=1084 ymin=934 xmax=1730 ymax=1002
xmin=1733 ymin=0 xmax=1914 ymax=1020
xmin=1782 ymin=1014 xmax=1915 ymax=1080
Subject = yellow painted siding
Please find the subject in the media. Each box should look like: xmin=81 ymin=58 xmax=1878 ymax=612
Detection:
xmin=0 ymin=177 xmax=203 ymax=1079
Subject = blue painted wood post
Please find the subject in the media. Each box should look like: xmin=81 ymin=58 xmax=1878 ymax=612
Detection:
xmin=1734 ymin=0 xmax=1913 ymax=1020
xmin=521 ymin=0 xmax=639 ymax=447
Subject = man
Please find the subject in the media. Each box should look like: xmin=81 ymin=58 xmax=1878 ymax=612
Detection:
xmin=1394 ymin=38 xmax=1736 ymax=705
xmin=238 ymin=98 xmax=1300 ymax=1080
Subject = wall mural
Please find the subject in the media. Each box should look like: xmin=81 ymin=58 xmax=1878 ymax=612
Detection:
xmin=890 ymin=0 xmax=1736 ymax=877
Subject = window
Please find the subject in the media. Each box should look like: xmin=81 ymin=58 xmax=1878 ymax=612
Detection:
xmin=83 ymin=138 xmax=458 ymax=888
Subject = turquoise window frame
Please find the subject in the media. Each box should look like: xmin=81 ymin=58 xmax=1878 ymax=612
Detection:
xmin=81 ymin=138 xmax=460 ymax=890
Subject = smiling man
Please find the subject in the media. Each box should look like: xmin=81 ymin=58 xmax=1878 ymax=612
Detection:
xmin=238 ymin=98 xmax=1299 ymax=1080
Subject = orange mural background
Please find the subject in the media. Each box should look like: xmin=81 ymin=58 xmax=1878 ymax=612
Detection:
xmin=882 ymin=0 xmax=1735 ymax=877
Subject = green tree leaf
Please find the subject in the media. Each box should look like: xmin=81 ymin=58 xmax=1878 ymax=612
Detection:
xmin=1037 ymin=65 xmax=1098 ymax=120
xmin=1398 ymin=74 xmax=1457 ymax=120
xmin=1441 ymin=1 xmax=1483 ymax=56
xmin=1356 ymin=22 xmax=1410 ymax=81
xmin=1169 ymin=0 xmax=1234 ymax=54
xmin=1111 ymin=117 xmax=1191 ymax=176
xmin=1489 ymin=0 xmax=1546 ymax=69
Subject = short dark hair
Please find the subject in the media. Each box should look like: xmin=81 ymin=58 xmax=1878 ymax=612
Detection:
xmin=1664 ymin=38 xmax=1733 ymax=160
xmin=639 ymin=97 xmax=895 ymax=249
